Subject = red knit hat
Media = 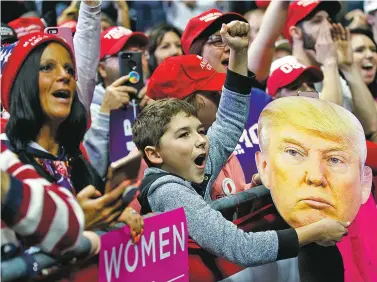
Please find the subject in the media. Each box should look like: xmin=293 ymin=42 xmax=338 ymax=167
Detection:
xmin=8 ymin=17 xmax=45 ymax=39
xmin=181 ymin=8 xmax=247 ymax=55
xmin=147 ymin=55 xmax=226 ymax=100
xmin=283 ymin=0 xmax=341 ymax=42
xmin=1 ymin=32 xmax=76 ymax=112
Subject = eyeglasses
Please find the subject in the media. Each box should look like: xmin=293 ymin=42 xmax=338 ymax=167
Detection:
xmin=206 ymin=35 xmax=226 ymax=48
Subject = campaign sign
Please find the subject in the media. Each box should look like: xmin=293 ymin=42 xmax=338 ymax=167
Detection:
xmin=234 ymin=88 xmax=272 ymax=182
xmin=109 ymin=101 xmax=140 ymax=163
xmin=99 ymin=208 xmax=189 ymax=282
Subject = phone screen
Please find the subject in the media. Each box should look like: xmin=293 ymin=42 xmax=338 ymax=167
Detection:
xmin=118 ymin=51 xmax=144 ymax=96
xmin=107 ymin=151 xmax=142 ymax=192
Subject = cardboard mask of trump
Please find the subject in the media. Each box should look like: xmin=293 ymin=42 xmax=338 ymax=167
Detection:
xmin=255 ymin=97 xmax=373 ymax=228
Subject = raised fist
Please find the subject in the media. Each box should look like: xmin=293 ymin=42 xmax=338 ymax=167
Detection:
xmin=220 ymin=20 xmax=250 ymax=52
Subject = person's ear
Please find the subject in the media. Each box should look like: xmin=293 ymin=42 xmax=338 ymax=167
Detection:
xmin=361 ymin=165 xmax=373 ymax=204
xmin=289 ymin=25 xmax=303 ymax=42
xmin=98 ymin=61 xmax=107 ymax=80
xmin=144 ymin=146 xmax=163 ymax=165
xmin=255 ymin=151 xmax=270 ymax=189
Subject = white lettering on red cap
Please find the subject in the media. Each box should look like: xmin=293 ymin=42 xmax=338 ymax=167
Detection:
xmin=197 ymin=55 xmax=213 ymax=70
xmin=22 ymin=34 xmax=49 ymax=47
xmin=104 ymin=27 xmax=132 ymax=40
xmin=199 ymin=12 xmax=222 ymax=22
xmin=14 ymin=24 xmax=43 ymax=38
xmin=280 ymin=61 xmax=305 ymax=74
xmin=297 ymin=0 xmax=320 ymax=7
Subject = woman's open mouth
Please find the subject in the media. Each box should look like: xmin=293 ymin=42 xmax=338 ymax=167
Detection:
xmin=52 ymin=90 xmax=71 ymax=103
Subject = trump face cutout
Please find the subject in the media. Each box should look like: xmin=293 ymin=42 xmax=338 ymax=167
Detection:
xmin=256 ymin=97 xmax=372 ymax=228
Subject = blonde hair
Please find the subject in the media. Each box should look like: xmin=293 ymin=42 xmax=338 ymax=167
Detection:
xmin=258 ymin=97 xmax=367 ymax=165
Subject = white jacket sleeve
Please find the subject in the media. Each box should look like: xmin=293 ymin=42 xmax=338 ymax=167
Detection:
xmin=74 ymin=1 xmax=101 ymax=114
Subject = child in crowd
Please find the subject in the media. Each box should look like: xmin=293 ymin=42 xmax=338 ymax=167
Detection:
xmin=133 ymin=20 xmax=349 ymax=266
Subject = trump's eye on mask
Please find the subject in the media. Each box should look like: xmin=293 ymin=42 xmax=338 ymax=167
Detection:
xmin=255 ymin=97 xmax=372 ymax=228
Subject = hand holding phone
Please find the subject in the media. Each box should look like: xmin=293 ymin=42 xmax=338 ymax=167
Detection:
xmin=118 ymin=51 xmax=144 ymax=97
xmin=106 ymin=151 xmax=142 ymax=192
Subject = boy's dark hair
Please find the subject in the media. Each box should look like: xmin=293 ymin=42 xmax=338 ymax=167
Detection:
xmin=132 ymin=98 xmax=197 ymax=166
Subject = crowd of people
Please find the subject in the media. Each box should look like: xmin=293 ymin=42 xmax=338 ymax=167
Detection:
xmin=1 ymin=0 xmax=377 ymax=281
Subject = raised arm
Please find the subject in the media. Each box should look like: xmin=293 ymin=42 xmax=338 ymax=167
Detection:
xmin=335 ymin=24 xmax=377 ymax=138
xmin=74 ymin=0 xmax=101 ymax=114
xmin=313 ymin=24 xmax=344 ymax=106
xmin=114 ymin=0 xmax=131 ymax=29
xmin=247 ymin=0 xmax=290 ymax=82
xmin=205 ymin=21 xmax=254 ymax=198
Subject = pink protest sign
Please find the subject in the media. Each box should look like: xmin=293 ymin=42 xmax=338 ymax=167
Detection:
xmin=99 ymin=208 xmax=189 ymax=282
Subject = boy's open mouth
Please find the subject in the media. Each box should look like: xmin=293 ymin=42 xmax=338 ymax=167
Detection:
xmin=194 ymin=153 xmax=206 ymax=168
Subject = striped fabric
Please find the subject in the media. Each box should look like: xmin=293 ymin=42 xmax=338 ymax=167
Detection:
xmin=0 ymin=143 xmax=85 ymax=256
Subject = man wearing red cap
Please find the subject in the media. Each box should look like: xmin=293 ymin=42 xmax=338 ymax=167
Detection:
xmin=267 ymin=55 xmax=323 ymax=99
xmin=283 ymin=0 xmax=377 ymax=141
xmin=84 ymin=26 xmax=150 ymax=177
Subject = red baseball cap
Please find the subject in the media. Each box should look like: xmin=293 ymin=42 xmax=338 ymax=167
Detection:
xmin=283 ymin=0 xmax=341 ymax=42
xmin=100 ymin=26 xmax=148 ymax=60
xmin=267 ymin=56 xmax=323 ymax=96
xmin=8 ymin=17 xmax=45 ymax=39
xmin=181 ymin=8 xmax=247 ymax=55
xmin=147 ymin=55 xmax=226 ymax=100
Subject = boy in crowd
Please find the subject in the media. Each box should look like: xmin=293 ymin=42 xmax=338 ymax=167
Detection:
xmin=133 ymin=20 xmax=348 ymax=267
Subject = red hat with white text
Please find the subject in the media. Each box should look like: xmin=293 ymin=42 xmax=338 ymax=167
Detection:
xmin=8 ymin=17 xmax=45 ymax=39
xmin=267 ymin=56 xmax=323 ymax=96
xmin=1 ymin=32 xmax=76 ymax=111
xmin=100 ymin=26 xmax=148 ymax=60
xmin=181 ymin=8 xmax=247 ymax=55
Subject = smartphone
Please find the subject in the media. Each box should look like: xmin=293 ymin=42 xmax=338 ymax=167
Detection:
xmin=298 ymin=91 xmax=319 ymax=99
xmin=118 ymin=51 xmax=144 ymax=96
xmin=107 ymin=150 xmax=142 ymax=192
xmin=45 ymin=27 xmax=74 ymax=52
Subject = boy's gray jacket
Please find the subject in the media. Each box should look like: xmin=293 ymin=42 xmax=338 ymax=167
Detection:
xmin=143 ymin=71 xmax=298 ymax=267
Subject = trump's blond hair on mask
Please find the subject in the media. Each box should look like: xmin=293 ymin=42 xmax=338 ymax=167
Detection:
xmin=257 ymin=97 xmax=367 ymax=166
